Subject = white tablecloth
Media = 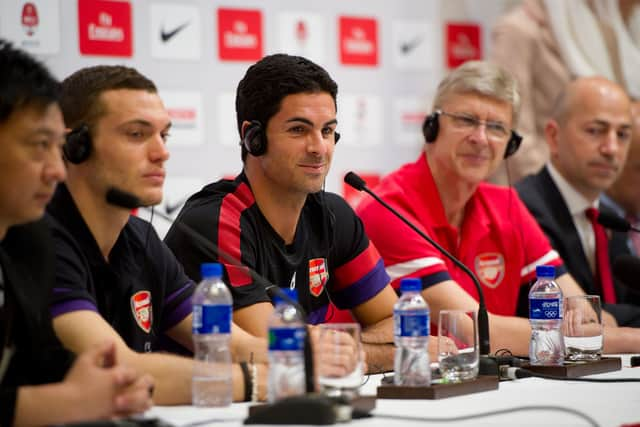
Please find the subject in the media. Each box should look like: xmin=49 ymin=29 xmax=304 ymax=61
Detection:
xmin=147 ymin=355 xmax=640 ymax=427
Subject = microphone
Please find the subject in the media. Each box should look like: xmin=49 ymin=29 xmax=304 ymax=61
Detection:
xmin=597 ymin=210 xmax=640 ymax=233
xmin=106 ymin=186 xmax=316 ymax=394
xmin=344 ymin=172 xmax=500 ymax=373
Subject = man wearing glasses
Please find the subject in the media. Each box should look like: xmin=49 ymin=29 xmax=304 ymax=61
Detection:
xmin=357 ymin=61 xmax=640 ymax=355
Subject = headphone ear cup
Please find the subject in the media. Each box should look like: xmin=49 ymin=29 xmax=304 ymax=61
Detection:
xmin=334 ymin=131 xmax=341 ymax=144
xmin=242 ymin=120 xmax=266 ymax=156
xmin=422 ymin=112 xmax=439 ymax=143
xmin=504 ymin=131 xmax=523 ymax=158
xmin=63 ymin=125 xmax=92 ymax=164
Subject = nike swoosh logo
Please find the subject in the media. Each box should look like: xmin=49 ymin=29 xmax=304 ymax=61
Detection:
xmin=400 ymin=35 xmax=423 ymax=54
xmin=160 ymin=21 xmax=190 ymax=43
xmin=164 ymin=197 xmax=188 ymax=216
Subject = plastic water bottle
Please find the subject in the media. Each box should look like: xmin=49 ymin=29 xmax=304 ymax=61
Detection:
xmin=268 ymin=288 xmax=306 ymax=402
xmin=192 ymin=263 xmax=233 ymax=406
xmin=394 ymin=278 xmax=431 ymax=386
xmin=529 ymin=265 xmax=564 ymax=366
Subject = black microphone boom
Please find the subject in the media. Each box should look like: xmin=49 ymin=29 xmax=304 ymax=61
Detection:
xmin=343 ymin=172 xmax=491 ymax=357
xmin=597 ymin=210 xmax=640 ymax=233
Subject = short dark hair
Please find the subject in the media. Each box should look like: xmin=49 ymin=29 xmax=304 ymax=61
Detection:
xmin=236 ymin=54 xmax=338 ymax=161
xmin=0 ymin=39 xmax=60 ymax=124
xmin=60 ymin=65 xmax=157 ymax=132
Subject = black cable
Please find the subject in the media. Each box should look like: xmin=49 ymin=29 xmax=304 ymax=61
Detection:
xmin=509 ymin=367 xmax=640 ymax=383
xmin=375 ymin=405 xmax=599 ymax=427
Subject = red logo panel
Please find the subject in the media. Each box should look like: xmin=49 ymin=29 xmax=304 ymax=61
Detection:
xmin=339 ymin=16 xmax=378 ymax=66
xmin=78 ymin=0 xmax=132 ymax=57
xmin=217 ymin=8 xmax=263 ymax=61
xmin=445 ymin=22 xmax=482 ymax=69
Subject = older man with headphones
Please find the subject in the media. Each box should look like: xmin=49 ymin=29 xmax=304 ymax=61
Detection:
xmin=357 ymin=60 xmax=640 ymax=356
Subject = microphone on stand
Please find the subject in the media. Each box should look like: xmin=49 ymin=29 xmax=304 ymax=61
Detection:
xmin=344 ymin=172 xmax=515 ymax=376
xmin=105 ymin=187 xmax=358 ymax=423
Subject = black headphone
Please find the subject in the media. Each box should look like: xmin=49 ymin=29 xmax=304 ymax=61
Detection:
xmin=63 ymin=124 xmax=92 ymax=164
xmin=241 ymin=120 xmax=341 ymax=157
xmin=422 ymin=111 xmax=522 ymax=159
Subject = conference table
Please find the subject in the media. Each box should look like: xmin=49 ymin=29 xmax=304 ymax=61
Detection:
xmin=148 ymin=355 xmax=640 ymax=427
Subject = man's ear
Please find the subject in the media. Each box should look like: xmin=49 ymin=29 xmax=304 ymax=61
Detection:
xmin=545 ymin=119 xmax=560 ymax=158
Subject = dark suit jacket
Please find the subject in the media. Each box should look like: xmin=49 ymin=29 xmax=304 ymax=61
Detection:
xmin=0 ymin=220 xmax=74 ymax=427
xmin=516 ymin=167 xmax=640 ymax=325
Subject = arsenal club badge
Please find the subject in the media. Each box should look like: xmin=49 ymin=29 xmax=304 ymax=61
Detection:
xmin=309 ymin=258 xmax=329 ymax=297
xmin=474 ymin=253 xmax=505 ymax=289
xmin=131 ymin=290 xmax=153 ymax=333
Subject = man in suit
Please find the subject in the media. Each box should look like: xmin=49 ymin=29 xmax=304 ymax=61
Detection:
xmin=516 ymin=76 xmax=640 ymax=325
xmin=602 ymin=100 xmax=640 ymax=257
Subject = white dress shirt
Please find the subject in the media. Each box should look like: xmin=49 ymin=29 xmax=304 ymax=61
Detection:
xmin=547 ymin=163 xmax=598 ymax=274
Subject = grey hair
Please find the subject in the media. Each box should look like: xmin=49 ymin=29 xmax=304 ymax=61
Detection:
xmin=432 ymin=60 xmax=521 ymax=127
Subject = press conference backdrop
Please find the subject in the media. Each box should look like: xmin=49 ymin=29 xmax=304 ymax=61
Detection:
xmin=0 ymin=0 xmax=515 ymax=236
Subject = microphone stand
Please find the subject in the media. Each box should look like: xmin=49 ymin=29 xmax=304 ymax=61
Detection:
xmin=344 ymin=172 xmax=510 ymax=376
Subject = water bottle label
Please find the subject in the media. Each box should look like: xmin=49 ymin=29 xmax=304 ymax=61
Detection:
xmin=529 ymin=298 xmax=562 ymax=320
xmin=394 ymin=311 xmax=430 ymax=337
xmin=192 ymin=304 xmax=231 ymax=334
xmin=269 ymin=327 xmax=306 ymax=351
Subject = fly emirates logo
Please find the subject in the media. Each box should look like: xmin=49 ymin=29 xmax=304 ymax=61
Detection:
xmin=224 ymin=20 xmax=257 ymax=49
xmin=88 ymin=12 xmax=124 ymax=42
xmin=344 ymin=27 xmax=374 ymax=55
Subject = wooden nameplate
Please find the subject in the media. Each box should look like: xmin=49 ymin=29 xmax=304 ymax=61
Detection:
xmin=377 ymin=375 xmax=499 ymax=399
xmin=522 ymin=357 xmax=621 ymax=378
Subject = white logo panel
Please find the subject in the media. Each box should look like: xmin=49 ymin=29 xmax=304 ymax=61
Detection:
xmin=150 ymin=3 xmax=201 ymax=60
xmin=159 ymin=90 xmax=204 ymax=147
xmin=0 ymin=0 xmax=60 ymax=54
xmin=337 ymin=94 xmax=383 ymax=147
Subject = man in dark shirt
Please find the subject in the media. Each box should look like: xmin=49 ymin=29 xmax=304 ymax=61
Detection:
xmin=0 ymin=40 xmax=152 ymax=427
xmin=166 ymin=54 xmax=402 ymax=371
xmin=48 ymin=65 xmax=266 ymax=404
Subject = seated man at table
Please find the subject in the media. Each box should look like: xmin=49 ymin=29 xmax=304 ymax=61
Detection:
xmin=356 ymin=60 xmax=640 ymax=355
xmin=0 ymin=39 xmax=153 ymax=426
xmin=47 ymin=65 xmax=266 ymax=404
xmin=165 ymin=54 xmax=402 ymax=372
xmin=516 ymin=77 xmax=640 ymax=324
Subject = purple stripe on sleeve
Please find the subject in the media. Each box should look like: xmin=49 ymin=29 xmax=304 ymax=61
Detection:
xmin=161 ymin=295 xmax=192 ymax=332
xmin=50 ymin=299 xmax=98 ymax=317
xmin=307 ymin=305 xmax=328 ymax=325
xmin=165 ymin=281 xmax=194 ymax=304
xmin=331 ymin=259 xmax=389 ymax=309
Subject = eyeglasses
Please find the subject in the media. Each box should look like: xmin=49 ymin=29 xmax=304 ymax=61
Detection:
xmin=438 ymin=110 xmax=512 ymax=142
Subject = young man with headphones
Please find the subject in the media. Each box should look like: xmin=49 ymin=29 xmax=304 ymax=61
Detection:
xmin=45 ymin=65 xmax=267 ymax=404
xmin=0 ymin=41 xmax=154 ymax=426
xmin=165 ymin=54 xmax=402 ymax=372
xmin=357 ymin=61 xmax=640 ymax=355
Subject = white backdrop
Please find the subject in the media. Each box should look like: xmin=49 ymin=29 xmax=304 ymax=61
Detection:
xmin=0 ymin=0 xmax=516 ymax=236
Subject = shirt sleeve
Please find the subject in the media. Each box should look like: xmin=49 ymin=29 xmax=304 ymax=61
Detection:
xmin=357 ymin=192 xmax=451 ymax=291
xmin=326 ymin=194 xmax=390 ymax=309
xmin=146 ymin=228 xmax=195 ymax=332
xmin=45 ymin=215 xmax=99 ymax=318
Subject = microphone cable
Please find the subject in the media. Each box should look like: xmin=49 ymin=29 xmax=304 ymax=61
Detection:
xmin=374 ymin=405 xmax=599 ymax=427
xmin=500 ymin=365 xmax=640 ymax=383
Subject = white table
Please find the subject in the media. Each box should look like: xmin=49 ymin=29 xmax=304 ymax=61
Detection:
xmin=148 ymin=355 xmax=640 ymax=427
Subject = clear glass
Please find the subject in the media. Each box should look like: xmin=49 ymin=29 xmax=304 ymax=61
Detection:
xmin=317 ymin=323 xmax=364 ymax=399
xmin=438 ymin=310 xmax=479 ymax=382
xmin=563 ymin=295 xmax=603 ymax=361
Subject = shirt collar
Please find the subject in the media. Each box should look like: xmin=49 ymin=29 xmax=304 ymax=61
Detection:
xmin=547 ymin=162 xmax=598 ymax=215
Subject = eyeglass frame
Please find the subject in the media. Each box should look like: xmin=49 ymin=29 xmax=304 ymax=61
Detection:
xmin=436 ymin=109 xmax=518 ymax=143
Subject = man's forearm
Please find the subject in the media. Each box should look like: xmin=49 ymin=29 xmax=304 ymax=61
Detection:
xmin=362 ymin=342 xmax=394 ymax=373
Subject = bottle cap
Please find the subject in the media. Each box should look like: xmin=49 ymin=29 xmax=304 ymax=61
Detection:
xmin=273 ymin=288 xmax=298 ymax=305
xmin=535 ymin=265 xmax=555 ymax=278
xmin=201 ymin=262 xmax=223 ymax=279
xmin=400 ymin=278 xmax=422 ymax=293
